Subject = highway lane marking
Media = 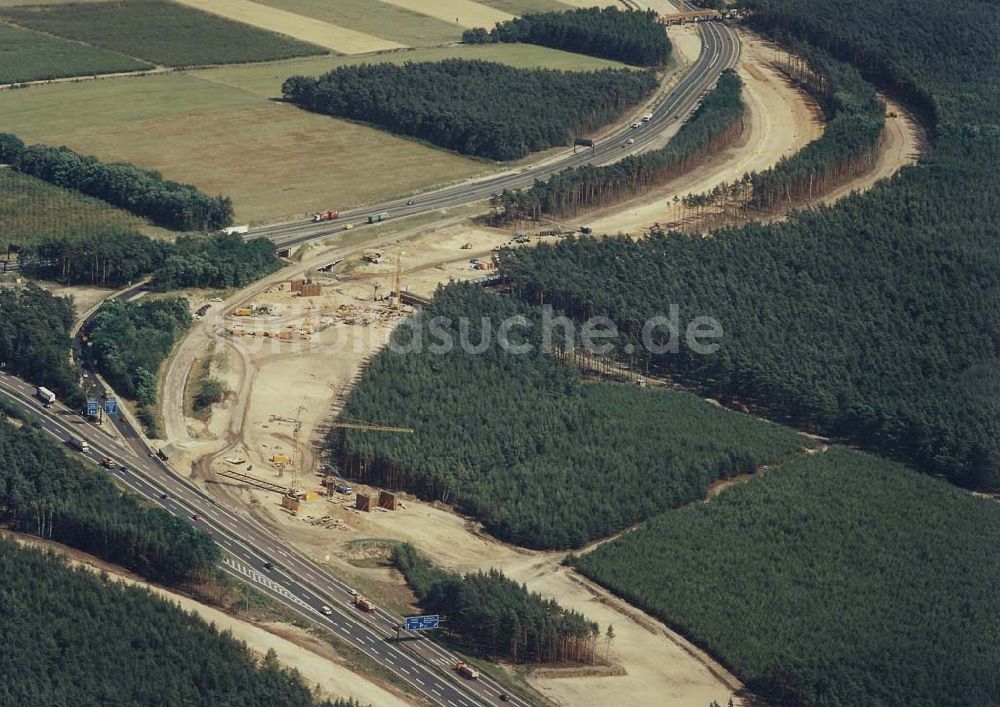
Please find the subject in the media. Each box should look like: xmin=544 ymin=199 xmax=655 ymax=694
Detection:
xmin=400 ymin=667 xmax=410 ymax=675
xmin=416 ymin=678 xmax=426 ymax=686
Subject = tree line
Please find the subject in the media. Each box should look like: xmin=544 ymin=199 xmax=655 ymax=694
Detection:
xmin=498 ymin=0 xmax=1000 ymax=493
xmin=0 ymin=284 xmax=83 ymax=408
xmin=681 ymin=45 xmax=884 ymax=221
xmin=463 ymin=7 xmax=671 ymax=67
xmin=489 ymin=69 xmax=744 ymax=224
xmin=0 ymin=416 xmax=218 ymax=584
xmin=578 ymin=447 xmax=1000 ymax=706
xmin=333 ymin=284 xmax=807 ymax=549
xmin=0 ymin=133 xmax=233 ymax=231
xmin=282 ymin=60 xmax=658 ymax=161
xmin=20 ymin=231 xmax=282 ymax=289
xmin=0 ymin=537 xmax=360 ymax=705
xmin=393 ymin=543 xmax=599 ymax=664
xmin=84 ymin=297 xmax=191 ymax=433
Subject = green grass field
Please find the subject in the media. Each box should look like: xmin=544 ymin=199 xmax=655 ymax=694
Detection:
xmin=0 ymin=170 xmax=148 ymax=251
xmin=0 ymin=21 xmax=149 ymax=83
xmin=0 ymin=0 xmax=327 ymax=67
xmin=255 ymin=0 xmax=462 ymax=46
xmin=0 ymin=43 xmax=629 ymax=222
xmin=196 ymin=42 xmax=629 ymax=98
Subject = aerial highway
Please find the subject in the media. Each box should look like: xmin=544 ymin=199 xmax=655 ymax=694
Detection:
xmin=0 ymin=373 xmax=527 ymax=707
xmin=251 ymin=21 xmax=740 ymax=248
xmin=41 ymin=21 xmax=742 ymax=707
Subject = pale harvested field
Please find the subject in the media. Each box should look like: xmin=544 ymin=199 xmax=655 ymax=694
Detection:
xmin=377 ymin=0 xmax=513 ymax=28
xmin=2 ymin=531 xmax=413 ymax=707
xmin=477 ymin=0 xmax=571 ymax=13
xmin=256 ymin=0 xmax=462 ymax=46
xmin=172 ymin=0 xmax=406 ymax=53
xmin=0 ymin=44 xmax=629 ymax=223
xmin=0 ymin=73 xmax=487 ymax=223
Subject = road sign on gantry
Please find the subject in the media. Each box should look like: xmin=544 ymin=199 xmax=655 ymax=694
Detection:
xmin=86 ymin=398 xmax=99 ymax=417
xmin=104 ymin=397 xmax=118 ymax=415
xmin=404 ymin=614 xmax=440 ymax=631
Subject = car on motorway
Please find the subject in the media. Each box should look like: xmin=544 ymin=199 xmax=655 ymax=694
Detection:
xmin=263 ymin=561 xmax=274 ymax=571
xmin=406 ymin=199 xmax=414 ymax=205
xmin=630 ymin=121 xmax=640 ymax=128
xmin=100 ymin=457 xmax=116 ymax=469
xmin=320 ymin=605 xmax=333 ymax=615
xmin=191 ymin=514 xmax=202 ymax=521
xmin=159 ymin=493 xmax=168 ymax=500
xmin=627 ymin=137 xmax=636 ymax=145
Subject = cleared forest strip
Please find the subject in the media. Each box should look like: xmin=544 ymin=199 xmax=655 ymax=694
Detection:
xmin=584 ymin=32 xmax=823 ymax=234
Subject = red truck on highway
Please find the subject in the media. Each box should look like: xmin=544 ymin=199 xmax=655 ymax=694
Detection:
xmin=312 ymin=210 xmax=340 ymax=222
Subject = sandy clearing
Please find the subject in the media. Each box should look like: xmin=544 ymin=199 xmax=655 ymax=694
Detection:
xmin=818 ymin=95 xmax=924 ymax=205
xmin=2 ymin=531 xmax=413 ymax=707
xmin=377 ymin=0 xmax=513 ymax=28
xmin=584 ymin=31 xmax=824 ymax=235
xmin=172 ymin=0 xmax=407 ymax=53
xmin=164 ymin=216 xmax=744 ymax=707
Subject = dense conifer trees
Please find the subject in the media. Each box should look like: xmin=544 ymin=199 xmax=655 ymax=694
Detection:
xmin=282 ymin=60 xmax=657 ymax=161
xmin=464 ymin=7 xmax=671 ymax=67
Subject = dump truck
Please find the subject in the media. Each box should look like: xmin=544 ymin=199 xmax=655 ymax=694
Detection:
xmin=312 ymin=210 xmax=340 ymax=222
xmin=367 ymin=211 xmax=390 ymax=224
xmin=36 ymin=386 xmax=56 ymax=405
xmin=455 ymin=663 xmax=480 ymax=680
xmin=353 ymin=594 xmax=375 ymax=612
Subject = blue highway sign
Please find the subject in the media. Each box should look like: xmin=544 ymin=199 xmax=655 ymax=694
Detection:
xmin=104 ymin=398 xmax=118 ymax=415
xmin=86 ymin=398 xmax=99 ymax=417
xmin=404 ymin=615 xmax=440 ymax=631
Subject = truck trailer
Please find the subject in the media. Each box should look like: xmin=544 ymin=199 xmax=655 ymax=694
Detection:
xmin=367 ymin=211 xmax=390 ymax=224
xmin=36 ymin=386 xmax=56 ymax=405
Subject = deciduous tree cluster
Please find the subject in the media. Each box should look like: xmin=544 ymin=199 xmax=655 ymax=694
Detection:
xmin=20 ymin=232 xmax=281 ymax=289
xmin=282 ymin=60 xmax=658 ymax=161
xmin=0 ymin=284 xmax=82 ymax=407
xmin=85 ymin=297 xmax=191 ymax=430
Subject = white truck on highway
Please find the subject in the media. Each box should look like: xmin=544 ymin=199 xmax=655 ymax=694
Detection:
xmin=69 ymin=435 xmax=90 ymax=453
xmin=36 ymin=386 xmax=56 ymax=405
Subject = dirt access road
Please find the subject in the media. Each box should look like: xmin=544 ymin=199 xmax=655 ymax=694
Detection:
xmin=585 ymin=30 xmax=825 ymax=235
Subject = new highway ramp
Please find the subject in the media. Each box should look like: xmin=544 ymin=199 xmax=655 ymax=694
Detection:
xmin=251 ymin=21 xmax=740 ymax=248
xmin=0 ymin=373 xmax=525 ymax=707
